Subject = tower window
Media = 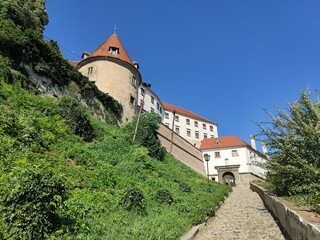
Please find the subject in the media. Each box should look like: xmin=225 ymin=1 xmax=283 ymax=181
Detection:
xmin=130 ymin=96 xmax=135 ymax=105
xmin=109 ymin=46 xmax=119 ymax=55
xmin=87 ymin=67 xmax=93 ymax=75
xmin=131 ymin=76 xmax=137 ymax=87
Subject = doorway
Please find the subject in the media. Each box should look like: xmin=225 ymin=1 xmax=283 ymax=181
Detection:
xmin=222 ymin=172 xmax=235 ymax=186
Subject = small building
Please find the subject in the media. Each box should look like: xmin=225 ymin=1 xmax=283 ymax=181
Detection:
xmin=137 ymin=83 xmax=164 ymax=120
xmin=200 ymin=135 xmax=267 ymax=185
xmin=162 ymin=102 xmax=218 ymax=147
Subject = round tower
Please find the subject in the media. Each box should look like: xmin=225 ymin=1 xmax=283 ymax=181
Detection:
xmin=77 ymin=32 xmax=142 ymax=123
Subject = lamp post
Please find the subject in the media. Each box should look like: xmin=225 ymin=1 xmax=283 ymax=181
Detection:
xmin=204 ymin=153 xmax=211 ymax=189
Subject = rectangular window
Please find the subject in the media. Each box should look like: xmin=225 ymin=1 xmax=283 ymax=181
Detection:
xmin=151 ymin=107 xmax=154 ymax=112
xmin=210 ymin=125 xmax=214 ymax=132
xmin=175 ymin=115 xmax=179 ymax=122
xmin=203 ymin=123 xmax=206 ymax=130
xmin=159 ymin=107 xmax=162 ymax=114
xmin=131 ymin=76 xmax=136 ymax=86
xmin=151 ymin=96 xmax=154 ymax=104
xmin=215 ymin=152 xmax=221 ymax=158
xmin=165 ymin=123 xmax=170 ymax=127
xmin=165 ymin=112 xmax=169 ymax=119
xmin=130 ymin=96 xmax=135 ymax=105
xmin=141 ymin=88 xmax=145 ymax=96
xmin=194 ymin=121 xmax=198 ymax=127
xmin=232 ymin=150 xmax=239 ymax=157
xmin=87 ymin=67 xmax=93 ymax=75
xmin=195 ymin=131 xmax=199 ymax=139
xmin=211 ymin=135 xmax=215 ymax=138
xmin=175 ymin=126 xmax=180 ymax=134
xmin=203 ymin=133 xmax=207 ymax=139
xmin=186 ymin=118 xmax=190 ymax=125
xmin=157 ymin=102 xmax=160 ymax=110
xmin=187 ymin=129 xmax=191 ymax=137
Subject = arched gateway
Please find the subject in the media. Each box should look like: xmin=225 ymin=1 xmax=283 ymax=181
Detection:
xmin=222 ymin=172 xmax=235 ymax=186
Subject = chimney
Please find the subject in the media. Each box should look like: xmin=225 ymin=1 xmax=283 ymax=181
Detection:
xmin=250 ymin=135 xmax=257 ymax=150
xmin=262 ymin=142 xmax=268 ymax=156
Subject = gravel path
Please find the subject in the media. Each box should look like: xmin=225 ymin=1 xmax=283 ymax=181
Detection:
xmin=194 ymin=184 xmax=289 ymax=240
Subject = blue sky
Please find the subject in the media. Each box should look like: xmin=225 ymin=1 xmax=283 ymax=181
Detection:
xmin=45 ymin=0 xmax=320 ymax=150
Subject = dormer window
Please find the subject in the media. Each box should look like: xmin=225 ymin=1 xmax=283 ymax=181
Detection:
xmin=215 ymin=140 xmax=221 ymax=145
xmin=109 ymin=46 xmax=119 ymax=55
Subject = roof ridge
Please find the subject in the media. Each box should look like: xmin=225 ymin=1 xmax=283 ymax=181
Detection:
xmin=162 ymin=102 xmax=216 ymax=125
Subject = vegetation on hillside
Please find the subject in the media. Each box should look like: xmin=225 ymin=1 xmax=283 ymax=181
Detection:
xmin=0 ymin=1 xmax=231 ymax=239
xmin=257 ymin=91 xmax=320 ymax=213
xmin=0 ymin=0 xmax=122 ymax=124
xmin=0 ymin=79 xmax=230 ymax=239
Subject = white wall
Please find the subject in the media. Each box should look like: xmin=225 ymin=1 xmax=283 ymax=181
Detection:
xmin=137 ymin=86 xmax=164 ymax=119
xmin=202 ymin=146 xmax=267 ymax=181
xmin=162 ymin=110 xmax=218 ymax=147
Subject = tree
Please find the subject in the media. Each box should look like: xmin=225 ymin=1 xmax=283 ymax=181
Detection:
xmin=0 ymin=0 xmax=48 ymax=35
xmin=257 ymin=90 xmax=320 ymax=210
xmin=126 ymin=112 xmax=166 ymax=161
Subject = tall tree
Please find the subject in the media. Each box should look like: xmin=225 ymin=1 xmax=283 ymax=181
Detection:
xmin=257 ymin=91 xmax=320 ymax=198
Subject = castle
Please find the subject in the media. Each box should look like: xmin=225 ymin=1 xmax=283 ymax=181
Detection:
xmin=72 ymin=31 xmax=267 ymax=185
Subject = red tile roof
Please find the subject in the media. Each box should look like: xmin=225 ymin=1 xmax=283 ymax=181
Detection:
xmin=200 ymin=136 xmax=248 ymax=150
xmin=80 ymin=34 xmax=133 ymax=66
xmin=162 ymin=102 xmax=217 ymax=125
xmin=69 ymin=61 xmax=79 ymax=67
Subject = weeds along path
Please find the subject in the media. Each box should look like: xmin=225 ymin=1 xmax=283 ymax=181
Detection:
xmin=194 ymin=184 xmax=289 ymax=240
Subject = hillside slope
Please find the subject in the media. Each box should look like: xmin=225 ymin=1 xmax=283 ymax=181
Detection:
xmin=0 ymin=79 xmax=230 ymax=239
xmin=0 ymin=1 xmax=231 ymax=239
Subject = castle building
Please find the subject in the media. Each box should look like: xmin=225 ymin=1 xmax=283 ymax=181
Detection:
xmin=137 ymin=83 xmax=164 ymax=119
xmin=76 ymin=31 xmax=142 ymax=123
xmin=162 ymin=102 xmax=218 ymax=147
xmin=200 ymin=135 xmax=267 ymax=185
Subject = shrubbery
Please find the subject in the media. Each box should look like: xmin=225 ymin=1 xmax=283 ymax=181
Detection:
xmin=125 ymin=112 xmax=166 ymax=161
xmin=58 ymin=96 xmax=95 ymax=142
xmin=1 ymin=167 xmax=67 ymax=239
xmin=257 ymin=90 xmax=320 ymax=212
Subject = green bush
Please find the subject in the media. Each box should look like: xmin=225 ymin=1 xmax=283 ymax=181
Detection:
xmin=126 ymin=112 xmax=166 ymax=161
xmin=1 ymin=167 xmax=67 ymax=239
xmin=154 ymin=189 xmax=174 ymax=205
xmin=58 ymin=96 xmax=95 ymax=142
xmin=179 ymin=182 xmax=192 ymax=193
xmin=121 ymin=188 xmax=146 ymax=215
xmin=257 ymin=90 xmax=320 ymax=212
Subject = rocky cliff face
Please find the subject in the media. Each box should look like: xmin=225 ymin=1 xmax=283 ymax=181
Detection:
xmin=25 ymin=64 xmax=68 ymax=97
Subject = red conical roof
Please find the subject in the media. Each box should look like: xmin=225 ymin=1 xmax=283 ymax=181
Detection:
xmin=84 ymin=33 xmax=133 ymax=65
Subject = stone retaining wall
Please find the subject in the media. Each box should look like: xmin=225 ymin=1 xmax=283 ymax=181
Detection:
xmin=250 ymin=182 xmax=320 ymax=240
xmin=157 ymin=124 xmax=206 ymax=176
